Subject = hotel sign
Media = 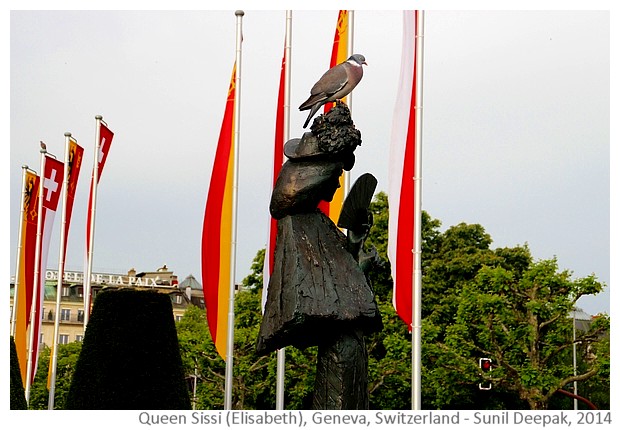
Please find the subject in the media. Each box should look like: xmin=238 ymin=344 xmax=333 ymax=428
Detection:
xmin=45 ymin=270 xmax=159 ymax=287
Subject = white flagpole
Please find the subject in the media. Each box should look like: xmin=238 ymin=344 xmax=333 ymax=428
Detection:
xmin=411 ymin=10 xmax=425 ymax=410
xmin=84 ymin=115 xmax=103 ymax=329
xmin=48 ymin=132 xmax=73 ymax=409
xmin=344 ymin=9 xmax=354 ymax=195
xmin=10 ymin=165 xmax=31 ymax=337
xmin=25 ymin=145 xmax=48 ymax=402
xmin=224 ymin=9 xmax=244 ymax=410
xmin=275 ymin=9 xmax=292 ymax=411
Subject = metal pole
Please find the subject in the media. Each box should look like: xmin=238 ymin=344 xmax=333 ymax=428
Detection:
xmin=573 ymin=310 xmax=578 ymax=410
xmin=11 ymin=165 xmax=30 ymax=337
xmin=48 ymin=132 xmax=72 ymax=409
xmin=343 ymin=9 xmax=354 ymax=195
xmin=276 ymin=9 xmax=292 ymax=411
xmin=25 ymin=146 xmax=47 ymax=402
xmin=411 ymin=10 xmax=425 ymax=410
xmin=84 ymin=116 xmax=102 ymax=329
xmin=224 ymin=9 xmax=244 ymax=410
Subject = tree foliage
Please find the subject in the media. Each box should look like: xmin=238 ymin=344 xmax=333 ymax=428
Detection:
xmin=10 ymin=337 xmax=27 ymax=409
xmin=25 ymin=341 xmax=83 ymax=410
xmin=66 ymin=289 xmax=190 ymax=409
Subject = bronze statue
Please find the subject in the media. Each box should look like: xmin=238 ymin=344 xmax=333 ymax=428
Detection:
xmin=257 ymin=102 xmax=382 ymax=409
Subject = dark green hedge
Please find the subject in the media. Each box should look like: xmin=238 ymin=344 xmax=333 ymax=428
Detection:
xmin=66 ymin=289 xmax=190 ymax=409
xmin=10 ymin=336 xmax=28 ymax=409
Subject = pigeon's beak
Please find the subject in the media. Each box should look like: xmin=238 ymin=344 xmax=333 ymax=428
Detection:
xmin=363 ymin=60 xmax=368 ymax=66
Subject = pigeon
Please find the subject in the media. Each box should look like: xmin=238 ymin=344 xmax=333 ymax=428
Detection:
xmin=299 ymin=53 xmax=367 ymax=128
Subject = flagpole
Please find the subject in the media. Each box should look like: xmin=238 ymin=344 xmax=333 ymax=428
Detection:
xmin=25 ymin=145 xmax=48 ymax=402
xmin=344 ymin=9 xmax=354 ymax=195
xmin=48 ymin=132 xmax=72 ymax=409
xmin=411 ymin=10 xmax=425 ymax=410
xmin=84 ymin=116 xmax=103 ymax=329
xmin=224 ymin=9 xmax=244 ymax=410
xmin=10 ymin=165 xmax=30 ymax=337
xmin=275 ymin=9 xmax=292 ymax=411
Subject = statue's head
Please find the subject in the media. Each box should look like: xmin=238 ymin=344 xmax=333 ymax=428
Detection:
xmin=269 ymin=103 xmax=361 ymax=219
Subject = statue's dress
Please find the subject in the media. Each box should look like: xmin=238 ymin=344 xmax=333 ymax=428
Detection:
xmin=256 ymin=209 xmax=382 ymax=355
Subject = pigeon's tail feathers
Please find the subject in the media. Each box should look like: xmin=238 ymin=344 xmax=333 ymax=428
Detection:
xmin=299 ymin=93 xmax=326 ymax=111
xmin=303 ymin=102 xmax=322 ymax=128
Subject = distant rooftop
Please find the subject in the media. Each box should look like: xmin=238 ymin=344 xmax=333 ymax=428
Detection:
xmin=179 ymin=274 xmax=202 ymax=291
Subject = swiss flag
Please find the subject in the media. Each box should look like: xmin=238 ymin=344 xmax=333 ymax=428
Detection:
xmin=97 ymin=122 xmax=114 ymax=177
xmin=42 ymin=157 xmax=64 ymax=211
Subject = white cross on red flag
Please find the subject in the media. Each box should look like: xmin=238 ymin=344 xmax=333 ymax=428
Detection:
xmin=42 ymin=157 xmax=63 ymax=210
xmin=28 ymin=154 xmax=64 ymax=385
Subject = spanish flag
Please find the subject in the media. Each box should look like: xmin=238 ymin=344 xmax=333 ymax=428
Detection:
xmin=202 ymin=65 xmax=236 ymax=359
xmin=14 ymin=169 xmax=40 ymax=383
xmin=318 ymin=9 xmax=349 ymax=224
xmin=389 ymin=11 xmax=420 ymax=327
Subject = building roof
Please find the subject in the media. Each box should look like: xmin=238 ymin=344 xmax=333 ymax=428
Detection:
xmin=179 ymin=274 xmax=202 ymax=291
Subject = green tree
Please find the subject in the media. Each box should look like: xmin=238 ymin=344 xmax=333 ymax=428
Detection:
xmin=66 ymin=290 xmax=190 ymax=409
xmin=176 ymin=304 xmax=225 ymax=409
xmin=25 ymin=341 xmax=83 ymax=410
xmin=423 ymin=239 xmax=609 ymax=409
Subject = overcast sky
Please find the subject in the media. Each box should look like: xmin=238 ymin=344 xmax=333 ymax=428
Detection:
xmin=6 ymin=4 xmax=614 ymax=316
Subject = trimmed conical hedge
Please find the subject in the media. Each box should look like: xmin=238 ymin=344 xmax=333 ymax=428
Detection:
xmin=10 ymin=336 xmax=28 ymax=409
xmin=66 ymin=289 xmax=190 ymax=409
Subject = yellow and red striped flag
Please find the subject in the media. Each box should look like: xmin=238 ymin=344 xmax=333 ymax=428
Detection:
xmin=262 ymin=50 xmax=287 ymax=311
xmin=63 ymin=139 xmax=84 ymax=261
xmin=389 ymin=11 xmax=420 ymax=327
xmin=14 ymin=169 xmax=40 ymax=383
xmin=318 ymin=10 xmax=349 ymax=224
xmin=202 ymin=65 xmax=236 ymax=359
xmin=48 ymin=137 xmax=83 ymax=391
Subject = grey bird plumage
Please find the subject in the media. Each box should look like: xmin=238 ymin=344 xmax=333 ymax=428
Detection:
xmin=299 ymin=54 xmax=367 ymax=128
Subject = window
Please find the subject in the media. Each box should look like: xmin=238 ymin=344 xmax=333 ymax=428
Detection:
xmin=62 ymin=287 xmax=70 ymax=297
xmin=76 ymin=335 xmax=84 ymax=342
xmin=77 ymin=287 xmax=83 ymax=298
xmin=59 ymin=334 xmax=69 ymax=345
xmin=175 ymin=315 xmax=183 ymax=322
xmin=77 ymin=310 xmax=84 ymax=322
xmin=175 ymin=295 xmax=183 ymax=304
xmin=61 ymin=309 xmax=71 ymax=321
xmin=41 ymin=307 xmax=46 ymax=320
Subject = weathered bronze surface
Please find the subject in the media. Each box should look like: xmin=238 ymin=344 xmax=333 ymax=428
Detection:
xmin=257 ymin=102 xmax=382 ymax=409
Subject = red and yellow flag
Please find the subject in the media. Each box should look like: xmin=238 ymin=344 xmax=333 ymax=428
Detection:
xmin=262 ymin=50 xmax=287 ymax=310
xmin=48 ymin=137 xmax=83 ymax=389
xmin=14 ymin=170 xmax=40 ymax=383
xmin=318 ymin=10 xmax=349 ymax=224
xmin=389 ymin=11 xmax=419 ymax=327
xmin=63 ymin=139 xmax=84 ymax=261
xmin=202 ymin=65 xmax=236 ymax=359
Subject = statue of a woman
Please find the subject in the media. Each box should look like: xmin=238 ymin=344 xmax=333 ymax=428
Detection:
xmin=256 ymin=103 xmax=382 ymax=409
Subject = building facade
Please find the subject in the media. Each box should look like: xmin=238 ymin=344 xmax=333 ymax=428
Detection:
xmin=9 ymin=265 xmax=204 ymax=349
